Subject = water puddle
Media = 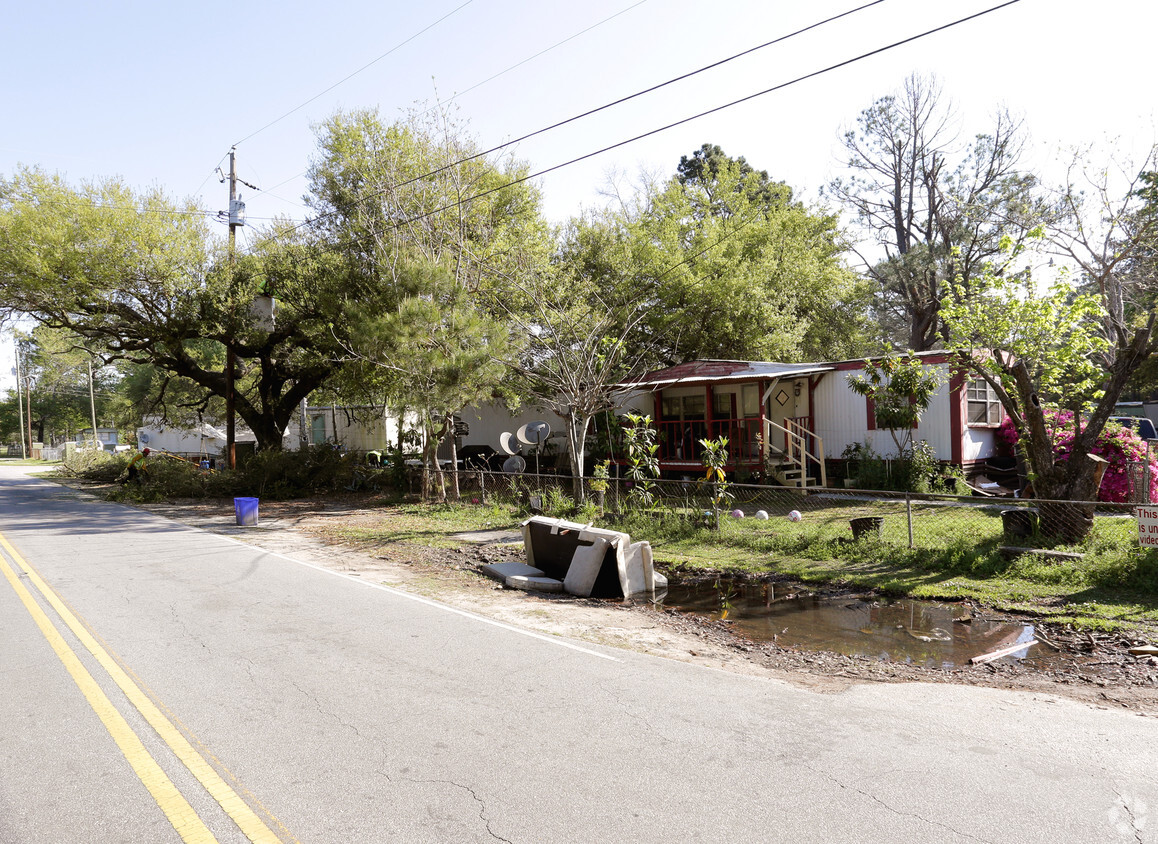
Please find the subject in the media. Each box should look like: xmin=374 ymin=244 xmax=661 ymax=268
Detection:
xmin=657 ymin=580 xmax=1043 ymax=669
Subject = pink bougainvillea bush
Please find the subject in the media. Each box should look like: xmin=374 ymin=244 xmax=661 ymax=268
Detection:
xmin=998 ymin=410 xmax=1158 ymax=503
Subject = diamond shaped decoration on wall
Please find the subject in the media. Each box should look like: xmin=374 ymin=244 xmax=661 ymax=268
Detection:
xmin=775 ymin=389 xmax=790 ymax=406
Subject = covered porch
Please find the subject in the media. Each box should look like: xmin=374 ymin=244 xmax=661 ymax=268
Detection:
xmin=624 ymin=360 xmax=833 ymax=488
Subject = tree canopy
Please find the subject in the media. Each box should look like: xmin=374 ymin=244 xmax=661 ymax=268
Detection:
xmin=829 ymin=74 xmax=1047 ymax=351
xmin=604 ymin=145 xmax=868 ymax=365
xmin=0 ymin=167 xmax=355 ymax=450
xmin=0 ymin=107 xmax=554 ymax=455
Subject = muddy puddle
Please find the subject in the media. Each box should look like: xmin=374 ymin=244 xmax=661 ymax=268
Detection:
xmin=656 ymin=580 xmax=1060 ymax=670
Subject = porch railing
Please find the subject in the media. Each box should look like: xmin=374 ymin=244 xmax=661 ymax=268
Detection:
xmin=766 ymin=417 xmax=827 ymax=488
xmin=654 ymin=418 xmax=764 ymax=467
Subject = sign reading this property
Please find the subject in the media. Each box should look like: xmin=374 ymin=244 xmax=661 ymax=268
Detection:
xmin=1136 ymin=507 xmax=1158 ymax=547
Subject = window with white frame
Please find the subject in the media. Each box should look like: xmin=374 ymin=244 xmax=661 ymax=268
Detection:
xmin=967 ymin=378 xmax=1002 ymax=425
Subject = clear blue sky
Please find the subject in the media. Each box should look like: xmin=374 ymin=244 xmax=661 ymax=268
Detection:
xmin=3 ymin=0 xmax=1156 ymax=386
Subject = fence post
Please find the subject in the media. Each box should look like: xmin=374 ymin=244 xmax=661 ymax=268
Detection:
xmin=906 ymin=493 xmax=914 ymax=549
xmin=1149 ymin=441 xmax=1155 ymax=504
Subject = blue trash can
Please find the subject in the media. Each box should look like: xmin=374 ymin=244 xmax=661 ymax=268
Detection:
xmin=234 ymin=497 xmax=259 ymax=526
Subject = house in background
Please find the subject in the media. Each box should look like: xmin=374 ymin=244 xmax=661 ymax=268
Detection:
xmin=135 ymin=419 xmax=251 ymax=458
xmin=618 ymin=354 xmax=1006 ymax=487
xmin=78 ymin=427 xmax=123 ymax=452
xmin=125 ymin=353 xmax=1009 ymax=489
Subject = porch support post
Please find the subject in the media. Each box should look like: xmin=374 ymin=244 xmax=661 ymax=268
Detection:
xmin=949 ymin=366 xmax=966 ymax=467
xmin=759 ymin=379 xmax=768 ymax=463
xmin=705 ymin=384 xmax=714 ymax=441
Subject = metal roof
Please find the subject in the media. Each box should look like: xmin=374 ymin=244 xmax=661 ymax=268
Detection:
xmin=621 ymin=359 xmax=834 ymax=390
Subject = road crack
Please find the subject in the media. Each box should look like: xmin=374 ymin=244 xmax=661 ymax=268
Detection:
xmin=404 ymin=777 xmax=512 ymax=843
xmin=804 ymin=763 xmax=997 ymax=844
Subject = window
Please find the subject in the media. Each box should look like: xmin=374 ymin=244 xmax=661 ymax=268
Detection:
xmin=741 ymin=384 xmax=759 ymax=417
xmin=713 ymin=391 xmax=736 ymax=419
xmin=683 ymin=393 xmax=705 ymax=419
xmin=967 ymin=378 xmax=1002 ymax=426
xmin=660 ymin=393 xmax=705 ymax=421
xmin=310 ymin=415 xmax=328 ymax=444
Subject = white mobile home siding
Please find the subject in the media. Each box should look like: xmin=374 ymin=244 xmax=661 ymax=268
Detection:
xmin=455 ymin=391 xmax=654 ymax=456
xmin=812 ymin=363 xmax=958 ymax=462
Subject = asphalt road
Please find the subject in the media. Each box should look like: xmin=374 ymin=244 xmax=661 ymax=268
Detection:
xmin=1 ymin=464 xmax=1155 ymax=843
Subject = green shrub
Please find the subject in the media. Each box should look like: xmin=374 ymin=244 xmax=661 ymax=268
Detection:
xmin=574 ymin=501 xmax=601 ymax=525
xmin=60 ymin=449 xmax=124 ymax=481
xmin=541 ymin=486 xmax=576 ymax=518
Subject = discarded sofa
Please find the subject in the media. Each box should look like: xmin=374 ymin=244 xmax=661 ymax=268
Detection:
xmin=481 ymin=516 xmax=667 ymax=598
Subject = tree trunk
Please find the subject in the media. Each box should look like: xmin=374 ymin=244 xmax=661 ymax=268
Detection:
xmin=1033 ymin=454 xmax=1109 ymax=543
xmin=446 ymin=412 xmax=461 ymax=502
xmin=567 ymin=410 xmax=591 ymax=503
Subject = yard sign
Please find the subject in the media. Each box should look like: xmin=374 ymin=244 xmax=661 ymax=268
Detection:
xmin=1136 ymin=506 xmax=1158 ymax=547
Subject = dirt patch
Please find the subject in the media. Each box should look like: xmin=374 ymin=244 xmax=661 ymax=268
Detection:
xmin=60 ymin=482 xmax=1158 ymax=715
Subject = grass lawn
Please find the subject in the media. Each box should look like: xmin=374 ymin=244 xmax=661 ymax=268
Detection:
xmin=370 ymin=495 xmax=1158 ymax=634
xmin=68 ymin=447 xmax=1158 ymax=636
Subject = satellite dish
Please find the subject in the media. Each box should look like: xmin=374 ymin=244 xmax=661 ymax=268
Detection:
xmin=499 ymin=432 xmax=521 ymax=456
xmin=139 ymin=433 xmax=150 ymax=443
xmin=517 ymin=421 xmax=551 ymax=445
xmin=502 ymin=455 xmax=526 ymax=474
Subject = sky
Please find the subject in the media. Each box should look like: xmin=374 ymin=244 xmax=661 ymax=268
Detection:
xmin=2 ymin=0 xmax=1156 ymax=389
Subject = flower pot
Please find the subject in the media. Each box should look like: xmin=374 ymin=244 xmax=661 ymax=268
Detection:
xmin=850 ymin=516 xmax=883 ymax=540
xmin=1001 ymin=508 xmax=1038 ymax=539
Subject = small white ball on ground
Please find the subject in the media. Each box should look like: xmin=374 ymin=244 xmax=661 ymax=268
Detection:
xmin=754 ymin=510 xmax=769 ymax=520
xmin=730 ymin=509 xmax=744 ymax=519
xmin=787 ymin=509 xmax=803 ymax=522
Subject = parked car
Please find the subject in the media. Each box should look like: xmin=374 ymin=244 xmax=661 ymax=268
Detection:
xmin=1109 ymin=416 xmax=1158 ymax=440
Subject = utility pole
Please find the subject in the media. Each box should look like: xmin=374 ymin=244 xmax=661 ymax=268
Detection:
xmin=14 ymin=345 xmax=26 ymax=459
xmin=25 ymin=368 xmax=33 ymax=457
xmin=299 ymin=397 xmax=309 ymax=451
xmin=88 ymin=359 xmax=99 ymax=447
xmin=226 ymin=148 xmax=239 ymax=470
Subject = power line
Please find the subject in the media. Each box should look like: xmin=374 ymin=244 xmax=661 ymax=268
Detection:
xmin=232 ymin=0 xmax=477 ymax=147
xmin=190 ymin=151 xmax=231 ymax=204
xmin=328 ymin=0 xmax=1025 ymax=243
xmin=248 ymin=0 xmax=655 ymax=206
xmin=416 ymin=0 xmax=651 ymax=119
xmin=288 ymin=0 xmax=890 ymax=233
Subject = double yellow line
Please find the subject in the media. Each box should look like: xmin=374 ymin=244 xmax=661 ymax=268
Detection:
xmin=0 ymin=529 xmax=289 ymax=844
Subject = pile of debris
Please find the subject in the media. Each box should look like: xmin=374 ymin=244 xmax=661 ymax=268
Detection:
xmin=481 ymin=516 xmax=667 ymax=599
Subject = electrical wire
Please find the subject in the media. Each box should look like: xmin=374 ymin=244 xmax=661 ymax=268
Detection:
xmin=414 ymin=0 xmax=651 ymax=119
xmin=389 ymin=0 xmax=890 ymax=199
xmin=189 ymin=151 xmax=231 ymax=205
xmin=255 ymin=0 xmax=887 ymax=224
xmin=322 ymin=0 xmax=1025 ymax=243
xmin=248 ymin=0 xmax=654 ymax=204
xmin=232 ymin=0 xmax=477 ymax=147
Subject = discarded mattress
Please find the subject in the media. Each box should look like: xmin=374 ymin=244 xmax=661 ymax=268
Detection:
xmin=518 ymin=516 xmax=667 ymax=599
xmin=479 ymin=561 xmax=565 ymax=594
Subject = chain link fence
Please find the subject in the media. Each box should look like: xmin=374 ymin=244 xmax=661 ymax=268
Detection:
xmin=446 ymin=470 xmax=1137 ymax=551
